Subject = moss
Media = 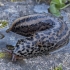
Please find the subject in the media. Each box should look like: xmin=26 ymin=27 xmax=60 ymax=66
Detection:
xmin=0 ymin=20 xmax=8 ymax=28
xmin=53 ymin=65 xmax=62 ymax=70
xmin=0 ymin=52 xmax=5 ymax=58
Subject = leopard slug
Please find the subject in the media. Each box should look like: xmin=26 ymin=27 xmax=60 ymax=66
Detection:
xmin=6 ymin=14 xmax=70 ymax=61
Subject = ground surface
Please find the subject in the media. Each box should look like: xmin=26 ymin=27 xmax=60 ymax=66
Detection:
xmin=0 ymin=0 xmax=70 ymax=70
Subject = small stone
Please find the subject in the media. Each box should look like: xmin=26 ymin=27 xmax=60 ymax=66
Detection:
xmin=0 ymin=2 xmax=4 ymax=6
xmin=33 ymin=3 xmax=49 ymax=13
xmin=0 ymin=33 xmax=4 ymax=39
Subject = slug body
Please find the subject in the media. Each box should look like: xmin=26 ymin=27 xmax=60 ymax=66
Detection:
xmin=8 ymin=14 xmax=70 ymax=60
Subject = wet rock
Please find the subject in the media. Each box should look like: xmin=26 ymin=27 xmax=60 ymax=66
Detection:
xmin=34 ymin=3 xmax=49 ymax=13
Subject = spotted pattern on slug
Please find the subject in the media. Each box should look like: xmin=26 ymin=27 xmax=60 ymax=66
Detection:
xmin=8 ymin=14 xmax=70 ymax=58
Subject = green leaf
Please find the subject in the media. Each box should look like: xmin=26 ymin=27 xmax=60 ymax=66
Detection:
xmin=49 ymin=4 xmax=61 ymax=17
xmin=50 ymin=0 xmax=66 ymax=9
xmin=60 ymin=3 xmax=70 ymax=9
xmin=49 ymin=0 xmax=70 ymax=17
xmin=55 ymin=3 xmax=65 ymax=9
xmin=51 ymin=0 xmax=63 ymax=4
xmin=62 ymin=0 xmax=67 ymax=3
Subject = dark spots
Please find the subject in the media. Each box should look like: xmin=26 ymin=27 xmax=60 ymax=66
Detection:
xmin=26 ymin=37 xmax=33 ymax=40
xmin=42 ymin=41 xmax=45 ymax=44
xmin=45 ymin=40 xmax=49 ymax=42
xmin=47 ymin=19 xmax=55 ymax=25
xmin=31 ymin=47 xmax=34 ymax=50
xmin=28 ymin=52 xmax=32 ymax=55
xmin=32 ymin=42 xmax=35 ymax=46
xmin=41 ymin=36 xmax=45 ymax=40
xmin=47 ymin=46 xmax=50 ymax=48
xmin=16 ymin=44 xmax=19 ymax=48
xmin=21 ymin=26 xmax=24 ymax=29
xmin=40 ymin=34 xmax=44 ymax=36
xmin=25 ymin=34 xmax=33 ymax=36
xmin=29 ymin=24 xmax=38 ymax=32
xmin=20 ymin=18 xmax=25 ymax=22
xmin=20 ymin=39 xmax=25 ymax=42
xmin=15 ymin=21 xmax=21 ymax=26
xmin=15 ymin=19 xmax=25 ymax=26
xmin=18 ymin=51 xmax=21 ymax=53
xmin=26 ymin=49 xmax=29 ymax=52
xmin=55 ymin=38 xmax=58 ymax=40
xmin=23 ymin=53 xmax=27 ymax=56
xmin=18 ymin=51 xmax=23 ymax=55
xmin=17 ymin=39 xmax=25 ymax=45
xmin=30 ymin=24 xmax=35 ymax=28
xmin=37 ymin=47 xmax=40 ymax=51
xmin=38 ymin=45 xmax=42 ymax=47
xmin=51 ymin=43 xmax=54 ymax=46
xmin=35 ymin=34 xmax=40 ymax=39
xmin=27 ymin=50 xmax=33 ymax=55
xmin=46 ymin=36 xmax=48 ymax=38
xmin=22 ymin=48 xmax=25 ymax=51
xmin=40 ymin=49 xmax=44 ymax=52
xmin=26 ymin=45 xmax=30 ymax=48
xmin=20 ymin=26 xmax=28 ymax=33
xmin=43 ymin=45 xmax=46 ymax=47
xmin=25 ymin=16 xmax=38 ymax=22
xmin=49 ymin=37 xmax=55 ymax=41
xmin=53 ymin=33 xmax=56 ymax=35
xmin=26 ymin=17 xmax=31 ymax=22
xmin=26 ymin=42 xmax=30 ymax=44
xmin=32 ymin=16 xmax=38 ymax=20
xmin=49 ymin=20 xmax=55 ymax=25
xmin=12 ymin=26 xmax=19 ymax=32
xmin=12 ymin=16 xmax=56 ymax=37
